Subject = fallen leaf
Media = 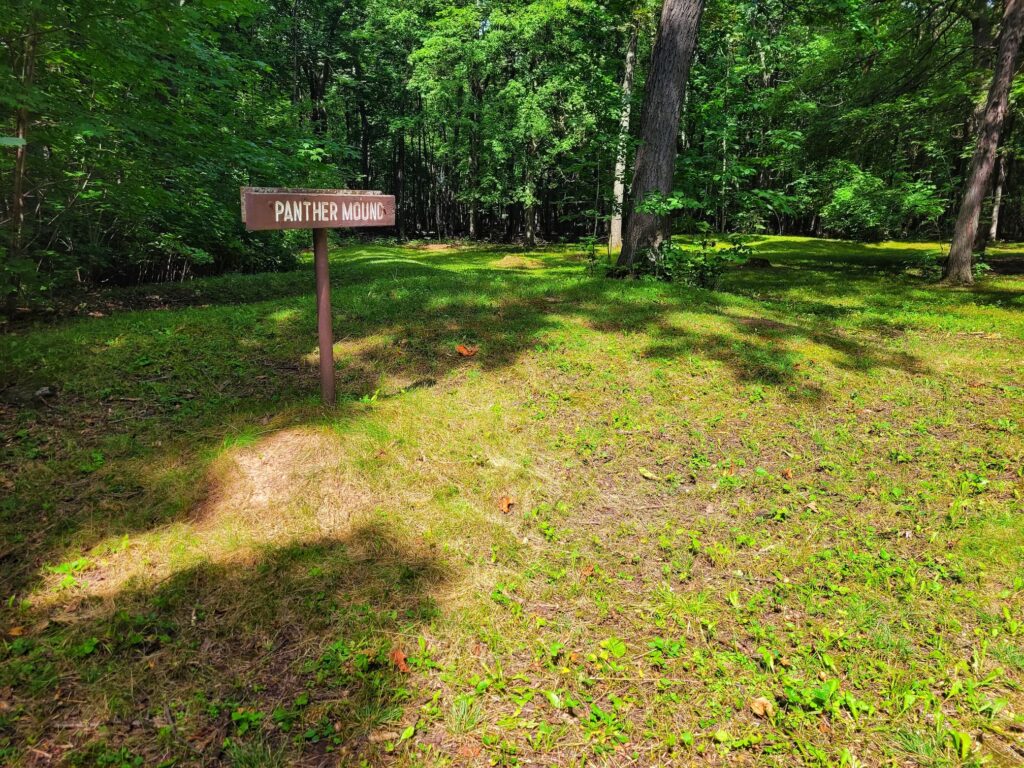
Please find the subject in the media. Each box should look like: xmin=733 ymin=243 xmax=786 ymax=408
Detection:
xmin=457 ymin=743 xmax=482 ymax=758
xmin=638 ymin=467 xmax=660 ymax=481
xmin=455 ymin=344 xmax=478 ymax=357
xmin=781 ymin=468 xmax=793 ymax=480
xmin=749 ymin=696 xmax=775 ymax=719
xmin=389 ymin=647 xmax=411 ymax=673
xmin=580 ymin=564 xmax=595 ymax=580
xmin=6 ymin=626 xmax=25 ymax=637
xmin=499 ymin=496 xmax=514 ymax=514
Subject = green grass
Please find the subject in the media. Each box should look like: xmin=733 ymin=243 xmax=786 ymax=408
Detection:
xmin=1 ymin=236 xmax=1023 ymax=766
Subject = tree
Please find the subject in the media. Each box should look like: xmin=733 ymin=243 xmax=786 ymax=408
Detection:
xmin=944 ymin=0 xmax=1024 ymax=285
xmin=608 ymin=19 xmax=638 ymax=251
xmin=617 ymin=0 xmax=705 ymax=271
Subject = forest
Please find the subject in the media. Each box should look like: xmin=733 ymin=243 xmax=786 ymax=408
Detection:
xmin=2 ymin=0 xmax=1019 ymax=295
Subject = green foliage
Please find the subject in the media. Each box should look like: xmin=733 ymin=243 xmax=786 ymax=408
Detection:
xmin=0 ymin=0 xmax=1009 ymax=308
xmin=665 ymin=234 xmax=752 ymax=289
xmin=820 ymin=163 xmax=945 ymax=242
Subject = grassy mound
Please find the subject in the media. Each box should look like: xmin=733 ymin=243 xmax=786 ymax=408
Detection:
xmin=2 ymin=237 xmax=1023 ymax=766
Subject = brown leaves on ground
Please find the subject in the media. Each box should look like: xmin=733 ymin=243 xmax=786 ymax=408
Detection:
xmin=499 ymin=496 xmax=514 ymax=514
xmin=389 ymin=647 xmax=411 ymax=673
xmin=457 ymin=742 xmax=482 ymax=758
xmin=749 ymin=696 xmax=775 ymax=719
xmin=455 ymin=344 xmax=478 ymax=357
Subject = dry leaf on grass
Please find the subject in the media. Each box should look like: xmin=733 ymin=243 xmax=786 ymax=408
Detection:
xmin=749 ymin=696 xmax=775 ymax=718
xmin=458 ymin=743 xmax=482 ymax=758
xmin=6 ymin=626 xmax=25 ymax=637
xmin=580 ymin=564 xmax=595 ymax=580
xmin=781 ymin=468 xmax=793 ymax=479
xmin=499 ymin=496 xmax=514 ymax=514
xmin=389 ymin=647 xmax=411 ymax=673
xmin=455 ymin=344 xmax=478 ymax=357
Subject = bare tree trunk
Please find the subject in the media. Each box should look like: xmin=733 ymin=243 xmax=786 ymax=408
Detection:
xmin=989 ymin=152 xmax=1006 ymax=241
xmin=945 ymin=0 xmax=1024 ymax=285
xmin=608 ymin=24 xmax=638 ymax=251
xmin=6 ymin=23 xmax=37 ymax=313
xmin=395 ymin=130 xmax=406 ymax=239
xmin=617 ymin=0 xmax=705 ymax=271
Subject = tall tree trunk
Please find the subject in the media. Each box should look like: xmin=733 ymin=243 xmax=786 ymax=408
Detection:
xmin=7 ymin=23 xmax=37 ymax=313
xmin=989 ymin=152 xmax=1007 ymax=241
xmin=395 ymin=130 xmax=406 ymax=239
xmin=359 ymin=103 xmax=370 ymax=186
xmin=617 ymin=0 xmax=705 ymax=271
xmin=945 ymin=0 xmax=1024 ymax=285
xmin=608 ymin=24 xmax=638 ymax=251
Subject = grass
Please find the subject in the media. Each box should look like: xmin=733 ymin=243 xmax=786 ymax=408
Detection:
xmin=1 ymin=235 xmax=1023 ymax=766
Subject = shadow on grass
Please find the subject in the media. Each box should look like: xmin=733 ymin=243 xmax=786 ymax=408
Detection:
xmin=2 ymin=236 xmax=1020 ymax=762
xmin=1 ymin=522 xmax=448 ymax=764
xmin=0 ymin=243 xmax=946 ymax=597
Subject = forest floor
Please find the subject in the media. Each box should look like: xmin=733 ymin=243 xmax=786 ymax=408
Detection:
xmin=2 ymin=236 xmax=1023 ymax=767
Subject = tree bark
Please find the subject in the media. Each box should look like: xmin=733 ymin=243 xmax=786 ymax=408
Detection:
xmin=945 ymin=0 xmax=1024 ymax=285
xmin=6 ymin=22 xmax=37 ymax=313
xmin=608 ymin=23 xmax=638 ymax=251
xmin=989 ymin=152 xmax=1006 ymax=241
xmin=617 ymin=0 xmax=705 ymax=271
xmin=395 ymin=130 xmax=406 ymax=239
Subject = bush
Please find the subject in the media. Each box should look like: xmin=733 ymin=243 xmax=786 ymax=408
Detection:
xmin=621 ymin=232 xmax=750 ymax=289
xmin=665 ymin=234 xmax=752 ymax=289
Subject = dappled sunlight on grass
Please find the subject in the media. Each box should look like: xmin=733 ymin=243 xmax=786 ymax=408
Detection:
xmin=1 ymin=237 xmax=1023 ymax=765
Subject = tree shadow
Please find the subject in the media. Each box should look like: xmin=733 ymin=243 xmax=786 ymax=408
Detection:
xmin=1 ymin=522 xmax=449 ymax=765
xmin=0 ymin=241 xmax=990 ymax=603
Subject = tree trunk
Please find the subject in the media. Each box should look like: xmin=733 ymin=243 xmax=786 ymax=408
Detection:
xmin=395 ymin=130 xmax=406 ymax=239
xmin=989 ymin=152 xmax=1007 ymax=241
xmin=608 ymin=23 xmax=638 ymax=251
xmin=945 ymin=0 xmax=1024 ymax=285
xmin=6 ymin=23 xmax=37 ymax=313
xmin=617 ymin=0 xmax=705 ymax=271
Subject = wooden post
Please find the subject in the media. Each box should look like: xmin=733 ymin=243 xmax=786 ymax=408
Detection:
xmin=313 ymin=228 xmax=335 ymax=405
xmin=240 ymin=188 xmax=395 ymax=405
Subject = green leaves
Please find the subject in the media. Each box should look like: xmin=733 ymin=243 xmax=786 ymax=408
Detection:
xmin=600 ymin=636 xmax=627 ymax=658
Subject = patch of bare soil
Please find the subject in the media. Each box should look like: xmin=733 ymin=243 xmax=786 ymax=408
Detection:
xmin=196 ymin=428 xmax=369 ymax=535
xmin=491 ymin=254 xmax=544 ymax=270
xmin=415 ymin=243 xmax=458 ymax=252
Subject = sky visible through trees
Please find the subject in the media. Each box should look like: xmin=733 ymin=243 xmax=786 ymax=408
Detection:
xmin=1 ymin=0 xmax=1021 ymax=296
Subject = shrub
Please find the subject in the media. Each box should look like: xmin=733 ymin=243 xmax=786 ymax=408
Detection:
xmin=665 ymin=234 xmax=752 ymax=289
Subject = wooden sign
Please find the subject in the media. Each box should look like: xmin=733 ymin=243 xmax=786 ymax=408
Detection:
xmin=241 ymin=187 xmax=395 ymax=230
xmin=240 ymin=187 xmax=397 ymax=405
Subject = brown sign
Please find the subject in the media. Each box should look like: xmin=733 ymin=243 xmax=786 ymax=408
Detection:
xmin=241 ymin=187 xmax=395 ymax=231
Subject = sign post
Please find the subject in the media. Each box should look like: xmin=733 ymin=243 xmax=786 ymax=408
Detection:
xmin=241 ymin=187 xmax=396 ymax=405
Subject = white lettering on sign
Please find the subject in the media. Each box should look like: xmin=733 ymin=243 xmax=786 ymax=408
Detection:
xmin=272 ymin=198 xmax=386 ymax=225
